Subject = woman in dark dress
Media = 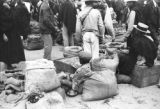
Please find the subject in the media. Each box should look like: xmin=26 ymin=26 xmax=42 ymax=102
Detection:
xmin=0 ymin=0 xmax=13 ymax=68
xmin=0 ymin=0 xmax=30 ymax=69
xmin=8 ymin=0 xmax=30 ymax=65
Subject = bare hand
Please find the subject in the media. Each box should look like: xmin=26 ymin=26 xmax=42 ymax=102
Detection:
xmin=3 ymin=34 xmax=8 ymax=42
xmin=3 ymin=3 xmax=10 ymax=9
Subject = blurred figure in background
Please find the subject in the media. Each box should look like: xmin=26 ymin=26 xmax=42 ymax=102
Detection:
xmin=94 ymin=0 xmax=115 ymax=42
xmin=59 ymin=0 xmax=77 ymax=46
xmin=112 ymin=0 xmax=126 ymax=25
xmin=39 ymin=0 xmax=58 ymax=60
xmin=120 ymin=0 xmax=145 ymax=43
xmin=143 ymin=0 xmax=160 ymax=48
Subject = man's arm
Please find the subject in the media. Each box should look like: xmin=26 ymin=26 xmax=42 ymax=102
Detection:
xmin=98 ymin=11 xmax=105 ymax=36
xmin=123 ymin=10 xmax=136 ymax=38
xmin=42 ymin=6 xmax=57 ymax=31
xmin=104 ymin=6 xmax=115 ymax=40
xmin=76 ymin=14 xmax=82 ymax=34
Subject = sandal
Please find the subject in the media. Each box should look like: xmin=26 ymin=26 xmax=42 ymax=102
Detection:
xmin=66 ymin=89 xmax=78 ymax=97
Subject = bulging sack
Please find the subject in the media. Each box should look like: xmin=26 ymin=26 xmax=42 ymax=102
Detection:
xmin=30 ymin=20 xmax=40 ymax=34
xmin=82 ymin=69 xmax=118 ymax=101
xmin=25 ymin=68 xmax=60 ymax=93
xmin=90 ymin=53 xmax=119 ymax=72
xmin=78 ymin=51 xmax=92 ymax=65
xmin=23 ymin=34 xmax=44 ymax=50
xmin=63 ymin=46 xmax=82 ymax=57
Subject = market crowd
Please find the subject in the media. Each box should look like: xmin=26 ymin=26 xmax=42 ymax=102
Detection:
xmin=0 ymin=0 xmax=160 ymax=72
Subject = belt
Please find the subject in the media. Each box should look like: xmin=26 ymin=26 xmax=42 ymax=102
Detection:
xmin=83 ymin=29 xmax=98 ymax=33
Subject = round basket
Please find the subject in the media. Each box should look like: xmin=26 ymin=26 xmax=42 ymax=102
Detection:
xmin=63 ymin=46 xmax=82 ymax=57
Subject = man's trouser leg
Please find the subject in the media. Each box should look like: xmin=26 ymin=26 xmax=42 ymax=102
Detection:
xmin=83 ymin=32 xmax=99 ymax=59
xmin=69 ymin=33 xmax=74 ymax=46
xmin=62 ymin=23 xmax=69 ymax=46
xmin=41 ymin=34 xmax=52 ymax=60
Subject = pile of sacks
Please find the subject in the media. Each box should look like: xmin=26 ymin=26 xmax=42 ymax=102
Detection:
xmin=0 ymin=59 xmax=65 ymax=109
xmin=0 ymin=70 xmax=25 ymax=103
xmin=23 ymin=20 xmax=44 ymax=50
xmin=24 ymin=59 xmax=64 ymax=109
xmin=0 ymin=55 xmax=120 ymax=108
xmin=24 ymin=59 xmax=60 ymax=93
xmin=60 ymin=52 xmax=119 ymax=101
xmin=82 ymin=53 xmax=119 ymax=101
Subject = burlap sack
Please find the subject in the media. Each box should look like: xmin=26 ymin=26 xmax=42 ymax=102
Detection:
xmin=82 ymin=69 xmax=118 ymax=101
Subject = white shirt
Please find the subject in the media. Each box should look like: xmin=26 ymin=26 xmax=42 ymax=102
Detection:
xmin=125 ymin=10 xmax=136 ymax=37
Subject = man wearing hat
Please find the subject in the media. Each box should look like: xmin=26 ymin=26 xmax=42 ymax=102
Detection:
xmin=59 ymin=0 xmax=77 ymax=47
xmin=120 ymin=0 xmax=145 ymax=42
xmin=118 ymin=22 xmax=157 ymax=76
xmin=76 ymin=0 xmax=105 ymax=59
xmin=130 ymin=22 xmax=157 ymax=67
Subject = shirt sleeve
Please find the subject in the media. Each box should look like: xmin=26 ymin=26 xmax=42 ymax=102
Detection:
xmin=104 ymin=6 xmax=115 ymax=39
xmin=124 ymin=10 xmax=136 ymax=37
xmin=76 ymin=14 xmax=82 ymax=34
xmin=97 ymin=11 xmax=105 ymax=36
xmin=42 ymin=6 xmax=56 ymax=31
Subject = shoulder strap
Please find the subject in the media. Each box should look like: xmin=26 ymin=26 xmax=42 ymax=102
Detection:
xmin=80 ymin=8 xmax=92 ymax=25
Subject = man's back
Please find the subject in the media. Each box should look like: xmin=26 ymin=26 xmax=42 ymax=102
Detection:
xmin=39 ymin=0 xmax=56 ymax=34
xmin=78 ymin=6 xmax=104 ymax=35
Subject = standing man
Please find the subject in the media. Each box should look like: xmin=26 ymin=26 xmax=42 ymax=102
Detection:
xmin=76 ymin=0 xmax=105 ymax=59
xmin=143 ymin=0 xmax=160 ymax=48
xmin=120 ymin=0 xmax=145 ymax=43
xmin=39 ymin=0 xmax=57 ymax=60
xmin=59 ymin=0 xmax=77 ymax=46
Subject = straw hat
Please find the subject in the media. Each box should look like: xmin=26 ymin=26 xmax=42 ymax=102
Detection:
xmin=124 ymin=0 xmax=138 ymax=2
xmin=133 ymin=22 xmax=150 ymax=33
xmin=134 ymin=22 xmax=154 ymax=41
xmin=84 ymin=0 xmax=100 ymax=2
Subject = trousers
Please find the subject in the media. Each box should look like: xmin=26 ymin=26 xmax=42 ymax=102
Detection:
xmin=83 ymin=32 xmax=99 ymax=59
xmin=41 ymin=34 xmax=52 ymax=60
xmin=62 ymin=23 xmax=74 ymax=46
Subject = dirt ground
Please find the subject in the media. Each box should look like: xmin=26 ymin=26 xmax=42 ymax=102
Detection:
xmin=23 ymin=46 xmax=160 ymax=109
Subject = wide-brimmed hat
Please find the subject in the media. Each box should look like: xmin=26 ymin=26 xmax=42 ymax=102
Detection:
xmin=133 ymin=22 xmax=150 ymax=33
xmin=84 ymin=0 xmax=100 ymax=2
xmin=124 ymin=0 xmax=138 ymax=2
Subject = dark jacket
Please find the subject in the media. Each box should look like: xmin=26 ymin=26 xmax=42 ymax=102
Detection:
xmin=132 ymin=5 xmax=145 ymax=25
xmin=12 ymin=2 xmax=30 ymax=37
xmin=0 ymin=1 xmax=13 ymax=63
xmin=144 ymin=0 xmax=160 ymax=32
xmin=0 ymin=2 xmax=12 ymax=34
xmin=0 ymin=1 xmax=30 ymax=64
xmin=59 ymin=0 xmax=77 ymax=35
xmin=39 ymin=0 xmax=57 ymax=34
xmin=143 ymin=0 xmax=160 ymax=46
